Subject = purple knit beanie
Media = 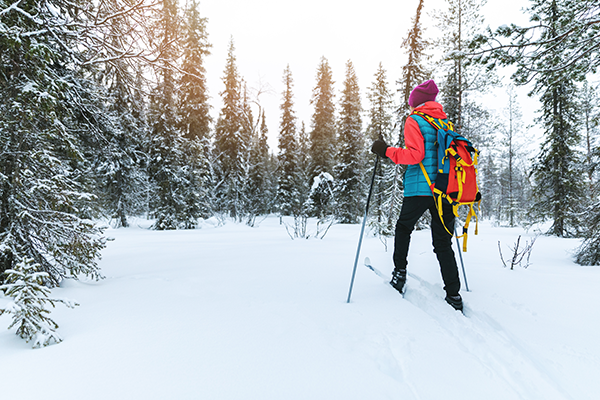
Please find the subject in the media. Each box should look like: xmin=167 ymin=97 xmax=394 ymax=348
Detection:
xmin=408 ymin=79 xmax=439 ymax=107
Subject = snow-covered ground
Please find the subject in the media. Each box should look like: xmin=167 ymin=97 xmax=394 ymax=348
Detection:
xmin=1 ymin=217 xmax=599 ymax=400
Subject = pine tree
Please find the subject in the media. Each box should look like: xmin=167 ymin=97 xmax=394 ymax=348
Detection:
xmin=400 ymin=0 xmax=430 ymax=115
xmin=334 ymin=60 xmax=364 ymax=224
xmin=147 ymin=0 xmax=197 ymax=229
xmin=580 ymin=80 xmax=600 ymax=195
xmin=214 ymin=38 xmax=246 ymax=219
xmin=522 ymin=0 xmax=585 ymax=237
xmin=276 ymin=66 xmax=302 ymax=217
xmin=366 ymin=64 xmax=398 ymax=236
xmin=178 ymin=0 xmax=213 ymax=220
xmin=308 ymin=57 xmax=337 ymax=217
xmin=178 ymin=0 xmax=212 ymax=142
xmin=574 ymin=80 xmax=599 ymax=264
xmin=470 ymin=0 xmax=600 ymax=79
xmin=437 ymin=0 xmax=493 ymax=133
xmin=0 ymin=0 xmax=134 ymax=344
xmin=246 ymin=112 xmax=272 ymax=225
xmin=95 ymin=1 xmax=148 ymax=228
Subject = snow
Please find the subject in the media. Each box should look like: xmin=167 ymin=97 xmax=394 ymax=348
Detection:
xmin=1 ymin=217 xmax=599 ymax=399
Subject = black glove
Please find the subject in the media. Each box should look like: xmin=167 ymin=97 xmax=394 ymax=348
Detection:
xmin=371 ymin=139 xmax=389 ymax=159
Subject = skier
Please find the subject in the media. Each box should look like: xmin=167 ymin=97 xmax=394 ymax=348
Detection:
xmin=370 ymin=79 xmax=463 ymax=311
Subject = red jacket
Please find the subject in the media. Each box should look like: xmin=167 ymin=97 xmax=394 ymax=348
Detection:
xmin=386 ymin=102 xmax=448 ymax=165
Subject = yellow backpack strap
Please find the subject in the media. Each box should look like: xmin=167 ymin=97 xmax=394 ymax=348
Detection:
xmin=419 ymin=162 xmax=434 ymax=189
xmin=419 ymin=162 xmax=455 ymax=238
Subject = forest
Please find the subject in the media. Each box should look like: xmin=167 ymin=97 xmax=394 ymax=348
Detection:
xmin=0 ymin=0 xmax=599 ymax=345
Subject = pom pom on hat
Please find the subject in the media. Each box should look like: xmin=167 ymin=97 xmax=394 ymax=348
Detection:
xmin=408 ymin=80 xmax=439 ymax=107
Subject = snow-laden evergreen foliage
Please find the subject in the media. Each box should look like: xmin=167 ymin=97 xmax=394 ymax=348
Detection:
xmin=147 ymin=0 xmax=197 ymax=229
xmin=0 ymin=259 xmax=78 ymax=348
xmin=308 ymin=57 xmax=337 ymax=217
xmin=0 ymin=0 xmax=108 ymax=282
xmin=437 ymin=0 xmax=495 ymax=133
xmin=91 ymin=0 xmax=150 ymax=228
xmin=0 ymin=0 xmax=154 ymax=344
xmin=334 ymin=61 xmax=365 ymax=224
xmin=470 ymin=0 xmax=600 ymax=78
xmin=177 ymin=0 xmax=213 ymax=220
xmin=400 ymin=0 xmax=430 ymax=113
xmin=214 ymin=39 xmax=247 ymax=220
xmin=276 ymin=66 xmax=302 ymax=217
xmin=521 ymin=1 xmax=586 ymax=237
xmin=246 ymin=113 xmax=273 ymax=225
xmin=580 ymin=80 xmax=600 ymax=197
xmin=366 ymin=64 xmax=398 ymax=236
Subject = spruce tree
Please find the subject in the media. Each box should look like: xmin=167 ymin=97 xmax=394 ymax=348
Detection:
xmin=147 ymin=0 xmax=197 ymax=229
xmin=276 ymin=66 xmax=301 ymax=217
xmin=178 ymin=0 xmax=213 ymax=220
xmin=308 ymin=57 xmax=337 ymax=217
xmin=580 ymin=80 xmax=599 ymax=195
xmin=469 ymin=0 xmax=600 ymax=79
xmin=334 ymin=60 xmax=364 ymax=224
xmin=178 ymin=0 xmax=212 ymax=142
xmin=400 ymin=0 xmax=430 ymax=115
xmin=437 ymin=0 xmax=493 ymax=133
xmin=0 ymin=0 xmax=131 ymax=344
xmin=576 ymin=80 xmax=600 ymax=264
xmin=214 ymin=38 xmax=246 ymax=219
xmin=366 ymin=64 xmax=398 ymax=236
xmin=96 ymin=2 xmax=148 ymax=227
xmin=523 ymin=0 xmax=585 ymax=237
xmin=246 ymin=112 xmax=272 ymax=225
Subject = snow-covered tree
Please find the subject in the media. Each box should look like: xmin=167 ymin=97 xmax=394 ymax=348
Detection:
xmin=308 ymin=57 xmax=337 ymax=217
xmin=246 ymin=112 xmax=272 ymax=225
xmin=579 ymin=80 xmax=600 ymax=195
xmin=0 ymin=0 xmax=157 ymax=344
xmin=436 ymin=0 xmax=495 ymax=134
xmin=575 ymin=80 xmax=600 ymax=265
xmin=94 ymin=1 xmax=149 ymax=228
xmin=334 ymin=60 xmax=365 ymax=224
xmin=469 ymin=0 xmax=600 ymax=79
xmin=521 ymin=0 xmax=586 ymax=237
xmin=178 ymin=0 xmax=212 ymax=142
xmin=0 ymin=259 xmax=78 ymax=348
xmin=366 ymin=64 xmax=399 ymax=236
xmin=178 ymin=0 xmax=213 ymax=220
xmin=276 ymin=66 xmax=302 ymax=217
xmin=400 ymin=0 xmax=430 ymax=115
xmin=146 ymin=0 xmax=196 ymax=230
xmin=214 ymin=38 xmax=246 ymax=219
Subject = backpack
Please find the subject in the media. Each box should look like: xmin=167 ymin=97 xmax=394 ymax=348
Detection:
xmin=411 ymin=110 xmax=482 ymax=251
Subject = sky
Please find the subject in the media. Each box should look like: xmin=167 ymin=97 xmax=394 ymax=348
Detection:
xmin=196 ymin=0 xmax=536 ymax=151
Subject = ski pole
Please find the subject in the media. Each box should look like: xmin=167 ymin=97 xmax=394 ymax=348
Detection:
xmin=347 ymin=154 xmax=380 ymax=303
xmin=454 ymin=227 xmax=470 ymax=292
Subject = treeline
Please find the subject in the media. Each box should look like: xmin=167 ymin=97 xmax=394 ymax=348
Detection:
xmin=1 ymin=0 xmax=599 ymax=346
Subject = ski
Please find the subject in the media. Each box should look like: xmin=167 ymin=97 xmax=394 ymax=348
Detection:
xmin=364 ymin=257 xmax=464 ymax=313
xmin=364 ymin=257 xmax=389 ymax=280
xmin=364 ymin=257 xmax=404 ymax=296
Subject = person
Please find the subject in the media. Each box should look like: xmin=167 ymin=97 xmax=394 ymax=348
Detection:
xmin=371 ymin=79 xmax=463 ymax=311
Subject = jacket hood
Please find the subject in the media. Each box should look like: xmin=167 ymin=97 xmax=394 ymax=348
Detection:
xmin=414 ymin=101 xmax=447 ymax=120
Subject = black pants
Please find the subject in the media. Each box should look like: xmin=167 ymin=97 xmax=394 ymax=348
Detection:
xmin=393 ymin=196 xmax=461 ymax=296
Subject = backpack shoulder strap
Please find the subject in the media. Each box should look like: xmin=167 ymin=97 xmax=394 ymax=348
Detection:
xmin=411 ymin=110 xmax=454 ymax=132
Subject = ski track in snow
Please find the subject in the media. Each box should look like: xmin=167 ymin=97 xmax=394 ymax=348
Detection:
xmin=376 ymin=270 xmax=575 ymax=400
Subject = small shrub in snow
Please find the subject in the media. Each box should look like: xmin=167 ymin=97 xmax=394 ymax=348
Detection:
xmin=498 ymin=235 xmax=537 ymax=270
xmin=0 ymin=259 xmax=78 ymax=348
